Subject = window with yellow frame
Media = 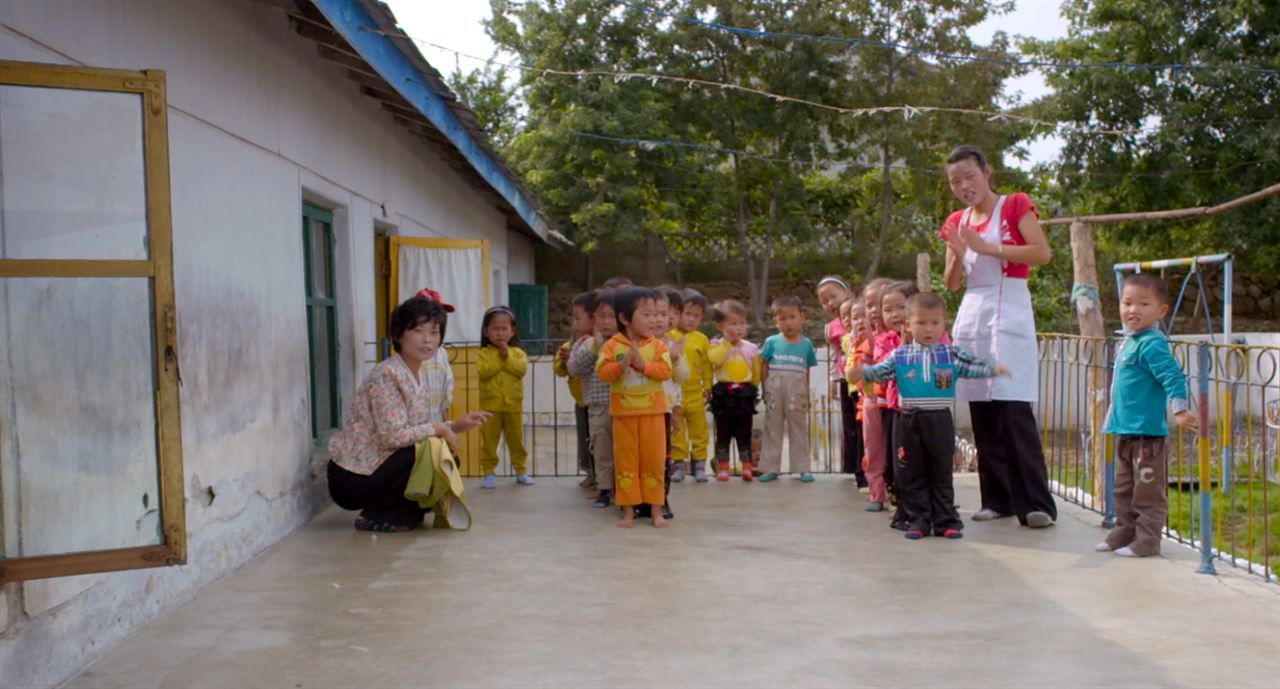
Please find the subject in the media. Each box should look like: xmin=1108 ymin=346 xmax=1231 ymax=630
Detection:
xmin=0 ymin=60 xmax=185 ymax=583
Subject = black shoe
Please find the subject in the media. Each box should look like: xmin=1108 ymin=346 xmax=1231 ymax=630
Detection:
xmin=661 ymin=503 xmax=674 ymax=520
xmin=635 ymin=504 xmax=652 ymax=518
xmin=591 ymin=490 xmax=612 ymax=509
xmin=890 ymin=520 xmax=908 ymax=531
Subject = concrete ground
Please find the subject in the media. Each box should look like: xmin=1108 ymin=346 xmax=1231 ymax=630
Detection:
xmin=66 ymin=475 xmax=1279 ymax=689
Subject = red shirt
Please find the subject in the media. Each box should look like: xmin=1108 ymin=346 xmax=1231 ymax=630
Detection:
xmin=825 ymin=318 xmax=849 ymax=376
xmin=873 ymin=330 xmax=902 ymax=410
xmin=939 ymin=192 xmax=1038 ymax=280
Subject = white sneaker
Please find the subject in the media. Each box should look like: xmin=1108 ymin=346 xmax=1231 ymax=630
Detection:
xmin=1094 ymin=542 xmax=1113 ymax=552
xmin=972 ymin=508 xmax=1006 ymax=521
xmin=1114 ymin=546 xmax=1138 ymax=558
xmin=1025 ymin=511 xmax=1054 ymax=528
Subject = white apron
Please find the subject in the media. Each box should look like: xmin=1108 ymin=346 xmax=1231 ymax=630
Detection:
xmin=951 ymin=196 xmax=1039 ymax=403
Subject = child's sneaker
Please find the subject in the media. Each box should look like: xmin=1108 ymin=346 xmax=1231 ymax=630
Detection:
xmin=741 ymin=463 xmax=754 ymax=481
xmin=670 ymin=463 xmax=686 ymax=482
xmin=941 ymin=528 xmax=963 ymax=539
xmin=481 ymin=474 xmax=497 ymax=490
xmin=904 ymin=529 xmax=926 ymax=540
xmin=1094 ymin=542 xmax=1114 ymax=552
xmin=515 ymin=474 xmax=535 ymax=486
xmin=800 ymin=473 xmax=815 ymax=483
xmin=661 ymin=503 xmax=674 ymax=520
xmin=865 ymin=502 xmax=884 ymax=512
xmin=694 ymin=462 xmax=710 ymax=483
xmin=716 ymin=469 xmax=730 ymax=481
xmin=1114 ymin=546 xmax=1139 ymax=558
xmin=591 ymin=490 xmax=612 ymax=508
xmin=858 ymin=486 xmax=871 ymax=494
xmin=757 ymin=472 xmax=779 ymax=483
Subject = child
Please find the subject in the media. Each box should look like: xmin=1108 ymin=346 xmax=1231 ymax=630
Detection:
xmin=877 ymin=280 xmax=918 ymax=527
xmin=556 ymin=291 xmax=598 ymax=488
xmin=478 ymin=306 xmax=531 ymax=489
xmin=707 ymin=299 xmax=761 ymax=481
xmin=853 ymin=278 xmax=894 ymax=511
xmin=570 ymin=291 xmax=618 ymax=508
xmin=670 ymin=288 xmax=713 ymax=483
xmin=839 ymin=297 xmax=867 ymax=485
xmin=758 ymin=296 xmax=819 ymax=483
xmin=656 ymin=287 xmax=690 ymax=517
xmin=839 ymin=297 xmax=867 ymax=489
xmin=849 ymin=292 xmax=1007 ymax=540
xmin=817 ymin=276 xmax=864 ymax=485
xmin=596 ymin=286 xmax=674 ymax=528
xmin=1097 ymin=274 xmax=1198 ymax=557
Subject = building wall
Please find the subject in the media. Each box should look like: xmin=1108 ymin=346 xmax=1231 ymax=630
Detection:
xmin=0 ymin=2 xmax=536 ymax=686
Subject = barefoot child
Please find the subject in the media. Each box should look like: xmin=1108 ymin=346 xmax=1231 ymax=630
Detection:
xmin=1096 ymin=274 xmax=1199 ymax=557
xmin=849 ymin=292 xmax=1007 ymax=540
xmin=596 ymin=287 xmax=674 ymax=528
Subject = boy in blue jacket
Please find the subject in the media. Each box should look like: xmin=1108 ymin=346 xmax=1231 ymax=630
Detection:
xmin=1097 ymin=274 xmax=1199 ymax=557
xmin=849 ymin=292 xmax=1007 ymax=540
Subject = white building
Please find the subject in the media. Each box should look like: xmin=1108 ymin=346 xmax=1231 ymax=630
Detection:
xmin=0 ymin=2 xmax=558 ymax=686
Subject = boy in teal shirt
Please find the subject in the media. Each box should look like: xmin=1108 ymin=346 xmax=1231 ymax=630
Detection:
xmin=757 ymin=296 xmax=819 ymax=483
xmin=1097 ymin=274 xmax=1199 ymax=557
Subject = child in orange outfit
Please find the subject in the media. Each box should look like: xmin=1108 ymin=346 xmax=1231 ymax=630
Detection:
xmin=596 ymin=286 xmax=674 ymax=528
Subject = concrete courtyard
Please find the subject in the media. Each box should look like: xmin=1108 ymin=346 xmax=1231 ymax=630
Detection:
xmin=65 ymin=475 xmax=1280 ymax=689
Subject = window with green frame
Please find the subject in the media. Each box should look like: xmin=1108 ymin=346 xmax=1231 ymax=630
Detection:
xmin=302 ymin=202 xmax=340 ymax=440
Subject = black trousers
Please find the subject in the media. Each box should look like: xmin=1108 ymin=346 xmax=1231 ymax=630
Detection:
xmin=575 ymin=404 xmax=594 ymax=476
xmin=894 ymin=409 xmax=963 ymax=534
xmin=714 ymin=411 xmax=754 ymax=463
xmin=969 ymin=400 xmax=1058 ymax=523
xmin=327 ymin=447 xmax=426 ymax=527
xmin=839 ymin=381 xmax=866 ymax=484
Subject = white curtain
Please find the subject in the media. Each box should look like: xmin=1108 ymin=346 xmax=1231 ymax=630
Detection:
xmin=397 ymin=245 xmax=484 ymax=343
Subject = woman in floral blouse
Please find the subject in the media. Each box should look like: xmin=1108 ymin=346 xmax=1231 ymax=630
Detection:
xmin=327 ymin=296 xmax=489 ymax=532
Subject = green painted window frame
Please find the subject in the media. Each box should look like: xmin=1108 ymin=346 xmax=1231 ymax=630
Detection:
xmin=302 ymin=202 xmax=340 ymax=441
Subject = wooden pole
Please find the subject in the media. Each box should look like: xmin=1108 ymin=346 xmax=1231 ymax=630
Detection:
xmin=1069 ymin=221 xmax=1109 ymax=516
xmin=916 ymin=252 xmax=931 ymax=292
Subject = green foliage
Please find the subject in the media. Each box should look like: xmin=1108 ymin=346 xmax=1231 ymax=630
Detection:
xmin=1024 ymin=0 xmax=1280 ymax=273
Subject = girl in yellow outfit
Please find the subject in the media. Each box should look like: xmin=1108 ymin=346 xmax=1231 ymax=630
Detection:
xmin=596 ymin=287 xmax=673 ymax=528
xmin=707 ymin=300 xmax=762 ymax=481
xmin=478 ymin=306 xmax=531 ymax=489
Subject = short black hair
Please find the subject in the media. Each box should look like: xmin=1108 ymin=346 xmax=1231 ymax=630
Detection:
xmin=907 ymin=291 xmax=946 ymax=314
xmin=946 ymin=144 xmax=989 ymax=169
xmin=1123 ymin=273 xmax=1170 ymax=303
xmin=592 ymin=289 xmax=615 ymax=314
xmin=611 ymin=286 xmax=659 ymax=333
xmin=770 ymin=295 xmax=803 ymax=314
xmin=681 ymin=288 xmax=708 ymax=311
xmin=601 ymin=276 xmax=633 ymax=290
xmin=881 ymin=280 xmax=919 ymax=307
xmin=572 ymin=290 xmax=599 ymax=313
xmin=656 ymin=285 xmax=684 ymax=311
xmin=480 ymin=306 xmax=521 ymax=349
xmin=389 ymin=297 xmax=448 ymax=352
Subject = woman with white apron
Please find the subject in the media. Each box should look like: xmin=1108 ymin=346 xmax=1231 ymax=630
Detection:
xmin=940 ymin=145 xmax=1057 ymax=529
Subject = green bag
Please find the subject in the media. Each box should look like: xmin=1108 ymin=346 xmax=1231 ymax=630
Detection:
xmin=404 ymin=437 xmax=472 ymax=530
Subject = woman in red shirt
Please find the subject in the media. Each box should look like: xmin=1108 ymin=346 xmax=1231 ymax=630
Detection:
xmin=940 ymin=145 xmax=1057 ymax=529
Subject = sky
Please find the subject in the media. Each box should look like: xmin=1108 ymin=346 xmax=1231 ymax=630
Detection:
xmin=384 ymin=0 xmax=1071 ymax=169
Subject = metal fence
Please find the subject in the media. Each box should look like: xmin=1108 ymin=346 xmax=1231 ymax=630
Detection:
xmin=445 ymin=338 xmax=859 ymax=478
xmin=1038 ymin=333 xmax=1280 ymax=583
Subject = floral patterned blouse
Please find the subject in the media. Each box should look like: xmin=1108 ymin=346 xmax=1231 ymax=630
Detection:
xmin=328 ymin=353 xmax=438 ymax=476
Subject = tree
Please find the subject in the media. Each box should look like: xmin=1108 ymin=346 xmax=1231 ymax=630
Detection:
xmin=446 ymin=61 xmax=519 ymax=151
xmin=1024 ymin=0 xmax=1280 ymax=272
